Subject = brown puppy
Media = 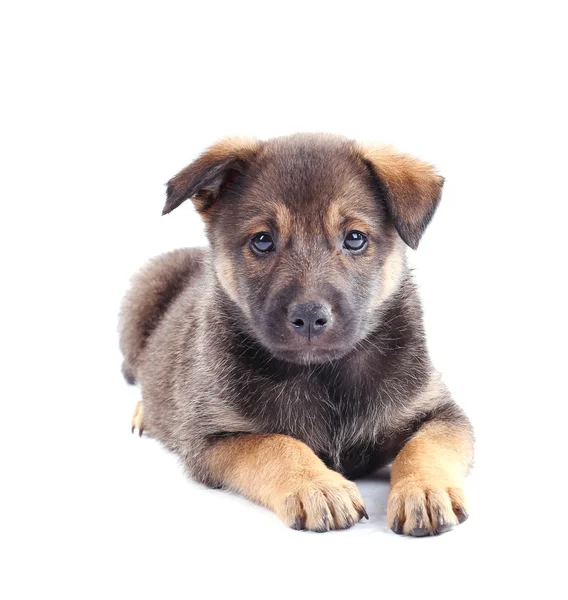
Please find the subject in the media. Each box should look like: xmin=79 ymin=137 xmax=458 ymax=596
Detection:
xmin=119 ymin=133 xmax=473 ymax=535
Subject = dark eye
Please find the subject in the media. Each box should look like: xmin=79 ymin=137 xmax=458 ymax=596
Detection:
xmin=250 ymin=232 xmax=275 ymax=254
xmin=343 ymin=230 xmax=368 ymax=251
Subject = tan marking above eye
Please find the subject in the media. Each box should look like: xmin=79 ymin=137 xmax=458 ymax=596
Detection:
xmin=343 ymin=219 xmax=371 ymax=235
xmin=325 ymin=198 xmax=375 ymax=239
xmin=245 ymin=222 xmax=273 ymax=238
xmin=242 ymin=203 xmax=293 ymax=240
xmin=325 ymin=202 xmax=343 ymax=235
xmin=274 ymin=203 xmax=293 ymax=238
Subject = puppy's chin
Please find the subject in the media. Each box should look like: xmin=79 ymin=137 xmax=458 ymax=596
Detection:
xmin=267 ymin=344 xmax=353 ymax=365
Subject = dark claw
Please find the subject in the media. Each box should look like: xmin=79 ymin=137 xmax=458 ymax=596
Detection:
xmin=435 ymin=510 xmax=454 ymax=534
xmin=455 ymin=507 xmax=469 ymax=524
xmin=345 ymin=515 xmax=354 ymax=528
xmin=435 ymin=521 xmax=453 ymax=534
xmin=139 ymin=427 xmax=144 ymax=437
xmin=360 ymin=506 xmax=369 ymax=520
xmin=317 ymin=515 xmax=329 ymax=533
xmin=291 ymin=515 xmax=304 ymax=531
xmin=391 ymin=516 xmax=403 ymax=535
xmin=131 ymin=425 xmax=135 ymax=434
xmin=315 ymin=515 xmax=331 ymax=533
xmin=410 ymin=527 xmax=430 ymax=537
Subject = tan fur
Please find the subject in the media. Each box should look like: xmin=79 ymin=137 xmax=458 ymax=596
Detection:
xmin=356 ymin=144 xmax=443 ymax=249
xmin=323 ymin=191 xmax=378 ymax=240
xmin=245 ymin=222 xmax=270 ymax=237
xmin=214 ymin=250 xmax=242 ymax=308
xmin=274 ymin=203 xmax=294 ymax=239
xmin=131 ymin=401 xmax=146 ymax=436
xmin=204 ymin=136 xmax=261 ymax=161
xmin=323 ymin=200 xmax=343 ymax=237
xmin=357 ymin=144 xmax=443 ymax=220
xmin=244 ymin=203 xmax=293 ymax=239
xmin=205 ymin=434 xmax=367 ymax=531
xmin=376 ymin=237 xmax=406 ymax=306
xmin=166 ymin=137 xmax=262 ymax=217
xmin=344 ymin=218 xmax=371 ymax=235
xmin=387 ymin=420 xmax=472 ymax=535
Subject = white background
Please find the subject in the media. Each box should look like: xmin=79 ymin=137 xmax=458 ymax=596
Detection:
xmin=1 ymin=1 xmax=566 ymax=598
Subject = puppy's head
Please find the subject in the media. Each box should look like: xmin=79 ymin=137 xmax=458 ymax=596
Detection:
xmin=164 ymin=134 xmax=443 ymax=364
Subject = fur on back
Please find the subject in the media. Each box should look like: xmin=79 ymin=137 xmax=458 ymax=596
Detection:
xmin=119 ymin=248 xmax=205 ymax=383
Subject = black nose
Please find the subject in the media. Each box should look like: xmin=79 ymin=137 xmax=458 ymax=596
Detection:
xmin=288 ymin=303 xmax=332 ymax=338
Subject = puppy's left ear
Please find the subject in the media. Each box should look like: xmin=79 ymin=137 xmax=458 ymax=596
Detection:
xmin=357 ymin=145 xmax=444 ymax=249
xmin=163 ymin=137 xmax=262 ymax=217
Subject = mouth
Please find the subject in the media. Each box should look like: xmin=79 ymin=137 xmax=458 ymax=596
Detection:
xmin=268 ymin=343 xmax=352 ymax=364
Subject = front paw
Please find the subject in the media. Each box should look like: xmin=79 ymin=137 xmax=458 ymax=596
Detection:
xmin=276 ymin=470 xmax=368 ymax=532
xmin=387 ymin=479 xmax=468 ymax=537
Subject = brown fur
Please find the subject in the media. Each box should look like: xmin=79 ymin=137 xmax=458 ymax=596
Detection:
xmin=119 ymin=248 xmax=205 ymax=383
xmin=356 ymin=144 xmax=444 ymax=249
xmin=119 ymin=133 xmax=473 ymax=535
xmin=164 ymin=137 xmax=261 ymax=217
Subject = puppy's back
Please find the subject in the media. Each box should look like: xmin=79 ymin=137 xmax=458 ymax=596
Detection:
xmin=119 ymin=247 xmax=206 ymax=383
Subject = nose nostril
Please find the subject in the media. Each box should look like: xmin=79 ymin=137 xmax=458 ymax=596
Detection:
xmin=288 ymin=303 xmax=331 ymax=337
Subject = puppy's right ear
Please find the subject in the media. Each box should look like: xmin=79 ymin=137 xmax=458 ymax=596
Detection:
xmin=163 ymin=137 xmax=261 ymax=217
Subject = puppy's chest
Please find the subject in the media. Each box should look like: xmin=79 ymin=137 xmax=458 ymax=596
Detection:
xmin=240 ymin=374 xmax=392 ymax=476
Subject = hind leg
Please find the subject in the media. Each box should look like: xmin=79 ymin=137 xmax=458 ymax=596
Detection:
xmin=131 ymin=401 xmax=148 ymax=436
xmin=119 ymin=248 xmax=205 ymax=385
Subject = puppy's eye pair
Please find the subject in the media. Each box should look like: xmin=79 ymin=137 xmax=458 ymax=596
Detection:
xmin=343 ymin=230 xmax=368 ymax=252
xmin=250 ymin=232 xmax=275 ymax=254
xmin=250 ymin=231 xmax=367 ymax=254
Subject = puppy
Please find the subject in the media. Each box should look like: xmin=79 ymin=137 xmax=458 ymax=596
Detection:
xmin=119 ymin=133 xmax=473 ymax=535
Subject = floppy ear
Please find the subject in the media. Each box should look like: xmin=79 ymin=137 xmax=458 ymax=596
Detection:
xmin=357 ymin=144 xmax=444 ymax=249
xmin=163 ymin=137 xmax=261 ymax=217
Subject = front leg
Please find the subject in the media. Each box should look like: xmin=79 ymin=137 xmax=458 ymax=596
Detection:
xmin=388 ymin=408 xmax=474 ymax=537
xmin=203 ymin=434 xmax=368 ymax=532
